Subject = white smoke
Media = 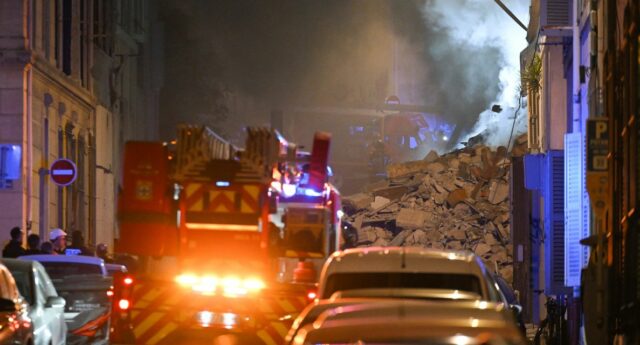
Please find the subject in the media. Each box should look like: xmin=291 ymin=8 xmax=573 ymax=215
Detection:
xmin=422 ymin=0 xmax=530 ymax=148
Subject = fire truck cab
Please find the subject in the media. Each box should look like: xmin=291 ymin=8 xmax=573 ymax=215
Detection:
xmin=110 ymin=125 xmax=340 ymax=345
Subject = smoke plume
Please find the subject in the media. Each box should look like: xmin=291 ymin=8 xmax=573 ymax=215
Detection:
xmin=159 ymin=0 xmax=530 ymax=151
xmin=421 ymin=0 xmax=530 ymax=148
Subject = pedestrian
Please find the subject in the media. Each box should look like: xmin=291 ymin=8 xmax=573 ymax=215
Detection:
xmin=68 ymin=230 xmax=94 ymax=256
xmin=2 ymin=226 xmax=26 ymax=258
xmin=49 ymin=228 xmax=67 ymax=255
xmin=96 ymin=243 xmax=114 ymax=263
xmin=40 ymin=242 xmax=56 ymax=255
xmin=24 ymin=234 xmax=42 ymax=255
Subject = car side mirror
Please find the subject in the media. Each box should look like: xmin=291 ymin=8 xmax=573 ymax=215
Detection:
xmin=45 ymin=296 xmax=66 ymax=308
xmin=509 ymin=304 xmax=523 ymax=318
xmin=0 ymin=298 xmax=17 ymax=312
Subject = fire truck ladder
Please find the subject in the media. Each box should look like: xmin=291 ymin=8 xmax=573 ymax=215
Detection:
xmin=173 ymin=125 xmax=237 ymax=180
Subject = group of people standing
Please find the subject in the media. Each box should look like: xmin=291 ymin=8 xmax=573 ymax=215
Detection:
xmin=2 ymin=226 xmax=111 ymax=261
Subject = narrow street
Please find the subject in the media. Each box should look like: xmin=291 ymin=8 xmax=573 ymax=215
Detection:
xmin=0 ymin=1 xmax=638 ymax=344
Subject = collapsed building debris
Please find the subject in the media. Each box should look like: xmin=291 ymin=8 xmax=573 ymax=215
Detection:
xmin=342 ymin=135 xmax=528 ymax=284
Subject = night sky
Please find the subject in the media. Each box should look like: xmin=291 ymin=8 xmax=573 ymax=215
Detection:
xmin=158 ymin=0 xmax=521 ymax=147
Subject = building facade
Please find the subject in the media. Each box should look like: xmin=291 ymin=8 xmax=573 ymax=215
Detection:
xmin=519 ymin=0 xmax=640 ymax=343
xmin=0 ymin=1 xmax=161 ymax=251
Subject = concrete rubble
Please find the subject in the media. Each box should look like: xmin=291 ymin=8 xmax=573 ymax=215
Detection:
xmin=341 ymin=136 xmax=527 ymax=285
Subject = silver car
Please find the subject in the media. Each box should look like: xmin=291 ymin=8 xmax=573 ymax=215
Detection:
xmin=292 ymin=299 xmax=527 ymax=345
xmin=2 ymin=258 xmax=67 ymax=345
xmin=318 ymin=247 xmax=503 ymax=301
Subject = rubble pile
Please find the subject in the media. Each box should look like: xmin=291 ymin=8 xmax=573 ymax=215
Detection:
xmin=342 ymin=135 xmax=528 ymax=284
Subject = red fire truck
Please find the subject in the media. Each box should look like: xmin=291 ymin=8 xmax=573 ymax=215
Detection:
xmin=109 ymin=125 xmax=340 ymax=345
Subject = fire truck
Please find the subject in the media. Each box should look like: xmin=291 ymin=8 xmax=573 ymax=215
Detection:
xmin=109 ymin=125 xmax=341 ymax=345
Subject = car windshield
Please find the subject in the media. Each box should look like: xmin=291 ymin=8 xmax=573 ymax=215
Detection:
xmin=40 ymin=262 xmax=102 ymax=280
xmin=323 ymin=273 xmax=483 ymax=299
xmin=9 ymin=269 xmax=33 ymax=305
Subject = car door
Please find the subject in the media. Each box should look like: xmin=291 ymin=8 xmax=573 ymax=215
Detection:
xmin=0 ymin=267 xmax=31 ymax=345
xmin=34 ymin=265 xmax=66 ymax=345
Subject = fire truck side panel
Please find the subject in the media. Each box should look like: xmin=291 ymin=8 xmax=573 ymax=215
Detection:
xmin=118 ymin=142 xmax=175 ymax=256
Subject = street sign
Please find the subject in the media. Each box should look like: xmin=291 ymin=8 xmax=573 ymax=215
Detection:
xmin=586 ymin=118 xmax=609 ymax=217
xmin=50 ymin=158 xmax=77 ymax=186
xmin=587 ymin=118 xmax=608 ymax=172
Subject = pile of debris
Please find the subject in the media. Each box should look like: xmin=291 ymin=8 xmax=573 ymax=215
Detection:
xmin=341 ymin=135 xmax=528 ymax=284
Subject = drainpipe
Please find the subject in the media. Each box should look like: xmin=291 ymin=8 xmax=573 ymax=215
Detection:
xmin=23 ymin=64 xmax=33 ymax=234
xmin=40 ymin=94 xmax=53 ymax=239
xmin=572 ymin=0 xmax=581 ymax=133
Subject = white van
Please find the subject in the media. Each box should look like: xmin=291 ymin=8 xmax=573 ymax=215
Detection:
xmin=317 ymin=246 xmax=505 ymax=303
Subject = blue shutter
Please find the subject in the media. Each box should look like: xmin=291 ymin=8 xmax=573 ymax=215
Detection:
xmin=564 ymin=133 xmax=582 ymax=287
xmin=545 ymin=150 xmax=566 ymax=294
xmin=524 ymin=154 xmax=544 ymax=190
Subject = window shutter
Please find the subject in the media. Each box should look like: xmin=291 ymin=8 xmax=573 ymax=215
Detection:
xmin=564 ymin=133 xmax=583 ymax=287
xmin=539 ymin=0 xmax=572 ymax=37
xmin=545 ymin=150 xmax=566 ymax=294
xmin=524 ymin=154 xmax=544 ymax=190
xmin=540 ymin=0 xmax=571 ymax=27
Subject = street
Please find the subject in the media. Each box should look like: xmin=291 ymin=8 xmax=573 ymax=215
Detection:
xmin=1 ymin=0 xmax=639 ymax=344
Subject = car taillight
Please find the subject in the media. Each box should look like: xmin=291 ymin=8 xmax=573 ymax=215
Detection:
xmin=307 ymin=290 xmax=317 ymax=301
xmin=118 ymin=299 xmax=130 ymax=310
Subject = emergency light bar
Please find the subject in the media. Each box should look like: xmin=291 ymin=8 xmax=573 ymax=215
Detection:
xmin=215 ymin=181 xmax=231 ymax=187
xmin=185 ymin=223 xmax=259 ymax=231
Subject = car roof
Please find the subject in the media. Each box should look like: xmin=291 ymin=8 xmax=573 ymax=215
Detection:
xmin=319 ymin=247 xmax=488 ymax=294
xmin=324 ymin=246 xmax=479 ymax=273
xmin=315 ymin=299 xmax=508 ymax=325
xmin=295 ymin=300 xmax=523 ymax=345
xmin=331 ymin=288 xmax=483 ymax=301
xmin=286 ymin=298 xmax=395 ymax=343
xmin=19 ymin=254 xmax=104 ymax=265
xmin=0 ymin=258 xmax=35 ymax=270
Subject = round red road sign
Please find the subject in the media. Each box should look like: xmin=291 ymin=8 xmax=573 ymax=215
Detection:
xmin=50 ymin=159 xmax=77 ymax=186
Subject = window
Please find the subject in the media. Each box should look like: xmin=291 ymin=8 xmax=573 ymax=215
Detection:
xmin=8 ymin=268 xmax=34 ymax=305
xmin=61 ymin=0 xmax=72 ymax=75
xmin=30 ymin=0 xmax=36 ymax=50
xmin=93 ymin=0 xmax=113 ymax=54
xmin=80 ymin=0 xmax=88 ymax=86
xmin=36 ymin=266 xmax=57 ymax=298
xmin=39 ymin=262 xmax=102 ymax=281
xmin=323 ymin=272 xmax=483 ymax=299
xmin=54 ymin=0 xmax=60 ymax=67
xmin=43 ymin=0 xmax=50 ymax=59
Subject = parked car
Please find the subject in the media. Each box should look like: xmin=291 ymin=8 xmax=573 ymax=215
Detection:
xmin=105 ymin=263 xmax=127 ymax=276
xmin=1 ymin=258 xmax=66 ymax=345
xmin=316 ymin=247 xmax=525 ymax=331
xmin=0 ymin=262 xmax=34 ymax=345
xmin=291 ymin=299 xmax=527 ymax=345
xmin=21 ymin=255 xmax=112 ymax=345
xmin=318 ymin=247 xmax=504 ymax=302
xmin=285 ymin=298 xmax=399 ymax=345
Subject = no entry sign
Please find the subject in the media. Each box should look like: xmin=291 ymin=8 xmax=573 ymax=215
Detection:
xmin=50 ymin=158 xmax=77 ymax=186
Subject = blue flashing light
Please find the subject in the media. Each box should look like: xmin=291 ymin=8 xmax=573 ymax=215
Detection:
xmin=216 ymin=181 xmax=231 ymax=187
xmin=65 ymin=248 xmax=81 ymax=256
xmin=303 ymin=188 xmax=323 ymax=197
